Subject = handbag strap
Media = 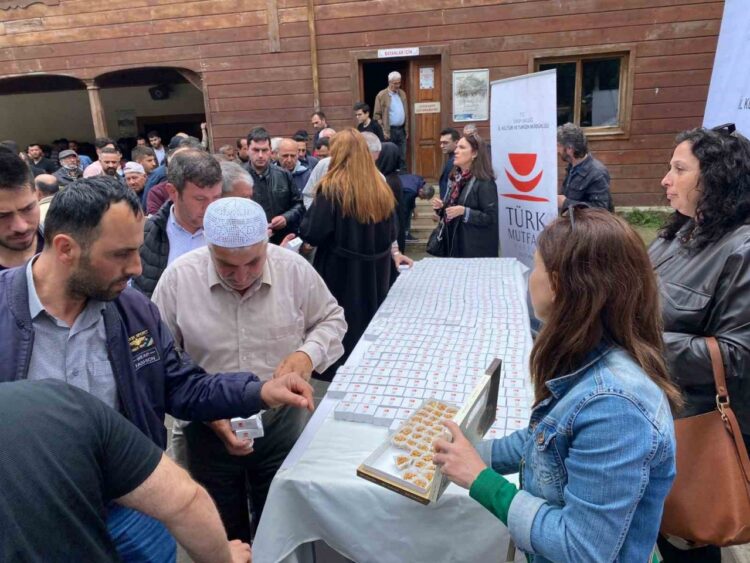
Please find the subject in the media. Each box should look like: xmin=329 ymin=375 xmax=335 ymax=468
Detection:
xmin=458 ymin=176 xmax=477 ymax=206
xmin=705 ymin=337 xmax=728 ymax=401
xmin=705 ymin=336 xmax=750 ymax=483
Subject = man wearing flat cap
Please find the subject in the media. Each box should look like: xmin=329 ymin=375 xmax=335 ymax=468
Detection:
xmin=53 ymin=149 xmax=83 ymax=188
xmin=152 ymin=197 xmax=346 ymax=542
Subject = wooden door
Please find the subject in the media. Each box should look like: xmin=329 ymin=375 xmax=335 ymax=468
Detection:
xmin=409 ymin=57 xmax=441 ymax=180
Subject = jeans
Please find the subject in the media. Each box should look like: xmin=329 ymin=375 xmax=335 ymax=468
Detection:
xmin=107 ymin=504 xmax=176 ymax=563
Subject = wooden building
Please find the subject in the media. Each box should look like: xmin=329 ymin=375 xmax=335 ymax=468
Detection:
xmin=0 ymin=0 xmax=723 ymax=205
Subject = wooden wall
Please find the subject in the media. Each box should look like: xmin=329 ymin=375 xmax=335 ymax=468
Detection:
xmin=0 ymin=0 xmax=724 ymax=206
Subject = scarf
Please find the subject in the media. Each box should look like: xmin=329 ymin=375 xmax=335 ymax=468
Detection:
xmin=445 ymin=168 xmax=473 ymax=222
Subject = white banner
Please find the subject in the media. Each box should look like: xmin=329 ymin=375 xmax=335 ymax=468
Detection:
xmin=490 ymin=70 xmax=559 ymax=268
xmin=703 ymin=0 xmax=750 ymax=135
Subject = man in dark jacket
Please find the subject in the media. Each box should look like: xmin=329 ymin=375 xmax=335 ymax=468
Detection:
xmin=438 ymin=128 xmax=459 ymax=199
xmin=133 ymin=148 xmax=222 ymax=297
xmin=0 ymin=176 xmax=314 ymax=561
xmin=246 ymin=127 xmax=305 ymax=245
xmin=557 ymin=122 xmax=613 ymax=211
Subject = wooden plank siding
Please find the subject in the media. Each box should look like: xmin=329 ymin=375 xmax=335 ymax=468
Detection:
xmin=0 ymin=0 xmax=724 ymax=205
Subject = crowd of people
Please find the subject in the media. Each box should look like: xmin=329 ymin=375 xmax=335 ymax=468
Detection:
xmin=1 ymin=77 xmax=749 ymax=563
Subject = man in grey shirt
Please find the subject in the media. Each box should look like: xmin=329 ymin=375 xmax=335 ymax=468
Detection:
xmin=26 ymin=259 xmax=117 ymax=408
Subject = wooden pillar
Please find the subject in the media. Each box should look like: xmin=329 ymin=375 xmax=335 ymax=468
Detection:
xmin=307 ymin=0 xmax=320 ymax=110
xmin=267 ymin=0 xmax=280 ymax=53
xmin=85 ymin=80 xmax=108 ymax=138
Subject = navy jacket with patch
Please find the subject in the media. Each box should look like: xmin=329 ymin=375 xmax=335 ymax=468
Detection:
xmin=0 ymin=266 xmax=264 ymax=449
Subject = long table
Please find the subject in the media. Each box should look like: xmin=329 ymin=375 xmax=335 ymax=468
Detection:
xmin=253 ymin=259 xmax=533 ymax=563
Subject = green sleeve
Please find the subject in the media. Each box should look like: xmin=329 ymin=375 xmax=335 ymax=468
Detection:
xmin=469 ymin=467 xmax=519 ymax=525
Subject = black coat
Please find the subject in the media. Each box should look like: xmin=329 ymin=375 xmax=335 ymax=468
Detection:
xmin=301 ymin=192 xmax=396 ymax=379
xmin=444 ymin=177 xmax=499 ymax=258
xmin=132 ymin=202 xmax=171 ymax=298
xmin=248 ymin=165 xmax=305 ymax=245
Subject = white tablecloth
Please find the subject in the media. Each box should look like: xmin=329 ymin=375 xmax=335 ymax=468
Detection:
xmin=253 ymin=398 xmax=524 ymax=563
xmin=253 ymin=259 xmax=531 ymax=563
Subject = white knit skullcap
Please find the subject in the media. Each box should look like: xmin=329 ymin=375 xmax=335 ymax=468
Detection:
xmin=204 ymin=197 xmax=268 ymax=248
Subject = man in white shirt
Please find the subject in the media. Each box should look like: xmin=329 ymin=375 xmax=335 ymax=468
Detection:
xmin=152 ymin=197 xmax=346 ymax=542
xmin=373 ymin=71 xmax=409 ymax=171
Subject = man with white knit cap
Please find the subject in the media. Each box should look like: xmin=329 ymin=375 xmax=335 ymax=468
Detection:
xmin=152 ymin=197 xmax=346 ymax=542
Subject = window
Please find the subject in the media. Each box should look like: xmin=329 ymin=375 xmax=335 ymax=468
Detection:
xmin=534 ymin=49 xmax=632 ymax=137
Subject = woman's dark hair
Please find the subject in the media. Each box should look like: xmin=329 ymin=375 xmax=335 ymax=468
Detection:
xmin=44 ymin=176 xmax=142 ymax=249
xmin=532 ymin=208 xmax=683 ymax=411
xmin=459 ymin=133 xmax=495 ymax=181
xmin=659 ymin=127 xmax=750 ymax=250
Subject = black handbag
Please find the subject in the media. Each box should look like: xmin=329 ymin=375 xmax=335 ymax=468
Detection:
xmin=426 ymin=177 xmax=476 ymax=257
xmin=426 ymin=218 xmax=448 ymax=257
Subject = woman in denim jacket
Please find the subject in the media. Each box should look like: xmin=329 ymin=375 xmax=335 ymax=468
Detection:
xmin=434 ymin=209 xmax=681 ymax=562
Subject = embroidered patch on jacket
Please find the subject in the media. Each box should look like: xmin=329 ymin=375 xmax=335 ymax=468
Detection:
xmin=128 ymin=330 xmax=160 ymax=370
xmin=129 ymin=329 xmax=154 ymax=353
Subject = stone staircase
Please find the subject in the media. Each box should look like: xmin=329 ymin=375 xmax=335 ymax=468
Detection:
xmin=405 ymin=197 xmax=437 ymax=256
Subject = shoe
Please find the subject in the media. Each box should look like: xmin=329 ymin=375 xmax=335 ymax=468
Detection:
xmin=405 ymin=233 xmax=417 ymax=241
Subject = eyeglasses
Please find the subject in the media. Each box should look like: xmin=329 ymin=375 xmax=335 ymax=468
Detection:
xmin=561 ymin=202 xmax=592 ymax=230
xmin=712 ymin=123 xmax=736 ymax=136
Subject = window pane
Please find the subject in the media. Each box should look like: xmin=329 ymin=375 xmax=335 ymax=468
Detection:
xmin=581 ymin=58 xmax=620 ymax=127
xmin=540 ymin=62 xmax=576 ymax=125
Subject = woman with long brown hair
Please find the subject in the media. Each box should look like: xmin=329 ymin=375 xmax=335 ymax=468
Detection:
xmin=300 ymin=128 xmax=398 ymax=378
xmin=434 ymin=209 xmax=679 ymax=562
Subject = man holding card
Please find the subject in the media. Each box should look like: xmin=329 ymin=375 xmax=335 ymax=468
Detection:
xmin=152 ymin=197 xmax=346 ymax=543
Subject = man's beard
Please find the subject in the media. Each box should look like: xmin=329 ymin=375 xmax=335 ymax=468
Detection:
xmin=67 ymin=253 xmax=129 ymax=302
xmin=103 ymin=169 xmax=118 ymax=177
xmin=0 ymin=230 xmax=36 ymax=252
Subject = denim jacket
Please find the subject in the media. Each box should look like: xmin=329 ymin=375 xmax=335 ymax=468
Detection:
xmin=478 ymin=345 xmax=676 ymax=562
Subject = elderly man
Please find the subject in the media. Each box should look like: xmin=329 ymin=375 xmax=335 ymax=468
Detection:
xmin=374 ymin=71 xmax=409 ymax=170
xmin=220 ymin=160 xmax=254 ymax=199
xmin=557 ymin=122 xmax=613 ymax=211
xmin=34 ymin=173 xmax=59 ymax=223
xmin=152 ymin=197 xmax=346 ymax=542
xmin=0 ymin=177 xmax=314 ymax=561
xmin=53 ymin=149 xmax=84 ymax=187
xmin=123 ymin=161 xmax=147 ymax=198
xmin=277 ymin=137 xmax=314 ymax=194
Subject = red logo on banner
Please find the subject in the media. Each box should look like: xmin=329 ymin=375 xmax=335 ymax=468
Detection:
xmin=502 ymin=153 xmax=549 ymax=202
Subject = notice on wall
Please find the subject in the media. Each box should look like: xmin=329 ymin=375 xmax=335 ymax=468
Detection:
xmin=453 ymin=69 xmax=489 ymax=122
xmin=420 ymin=67 xmax=435 ymax=90
xmin=378 ymin=47 xmax=420 ymax=59
xmin=414 ymin=102 xmax=441 ymax=114
xmin=490 ymin=70 xmax=559 ymax=268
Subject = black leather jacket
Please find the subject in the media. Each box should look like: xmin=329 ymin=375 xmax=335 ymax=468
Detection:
xmin=649 ymin=223 xmax=750 ymax=434
xmin=247 ymin=164 xmax=304 ymax=245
